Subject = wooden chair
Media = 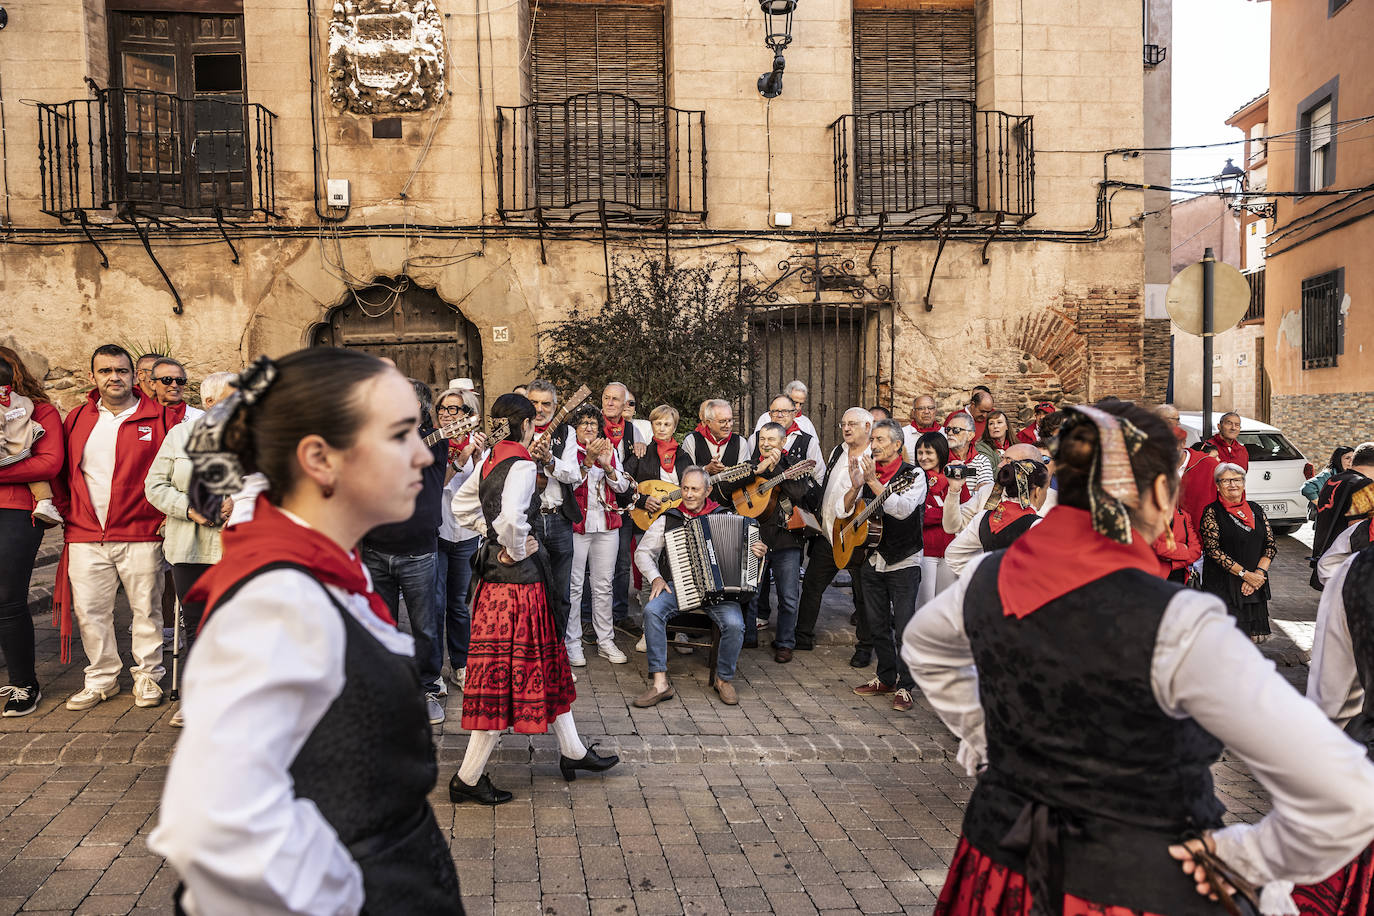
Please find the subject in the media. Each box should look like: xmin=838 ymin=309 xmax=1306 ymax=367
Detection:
xmin=664 ymin=611 xmax=721 ymax=676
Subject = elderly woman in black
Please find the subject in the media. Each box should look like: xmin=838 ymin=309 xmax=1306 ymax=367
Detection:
xmin=1200 ymin=462 xmax=1277 ymax=642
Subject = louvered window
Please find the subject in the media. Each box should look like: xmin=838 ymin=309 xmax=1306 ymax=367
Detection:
xmin=528 ymin=3 xmax=667 ymax=215
xmin=852 ymin=7 xmax=976 ymax=218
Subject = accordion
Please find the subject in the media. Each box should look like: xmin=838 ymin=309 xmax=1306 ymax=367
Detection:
xmin=664 ymin=514 xmax=763 ymax=611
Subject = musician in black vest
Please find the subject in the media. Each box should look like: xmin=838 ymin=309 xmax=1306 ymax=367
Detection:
xmin=681 ymin=399 xmax=751 ymax=507
xmin=793 ymin=407 xmax=873 ymax=666
xmin=846 ymin=419 xmax=925 ymax=712
xmin=944 ymin=444 xmax=1048 ymax=577
xmin=1301 ymin=524 xmax=1374 ymax=912
xmin=150 ymin=350 xmax=464 ymax=913
xmin=590 ymin=382 xmax=641 ymax=638
xmin=527 ymin=379 xmax=580 ymax=639
xmin=631 ymin=465 xmax=767 ymax=708
xmin=904 ymin=400 xmax=1374 ymax=916
xmin=748 ymin=422 xmax=819 ymax=663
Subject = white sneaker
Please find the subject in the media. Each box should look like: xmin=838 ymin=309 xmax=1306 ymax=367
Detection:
xmin=133 ymin=677 xmax=163 ymax=709
xmin=635 ymin=635 xmax=647 ymax=653
xmin=598 ymin=641 xmax=628 ymax=664
xmin=31 ymin=499 xmax=63 ymax=528
xmin=674 ymin=632 xmax=694 ymax=655
xmin=567 ymin=645 xmax=587 ymax=667
xmin=450 ymin=667 xmax=466 ymax=692
xmin=170 ymin=707 xmax=185 ymax=728
xmin=432 ymin=679 xmax=448 ymax=698
xmin=66 ymin=684 xmax=121 ymax=711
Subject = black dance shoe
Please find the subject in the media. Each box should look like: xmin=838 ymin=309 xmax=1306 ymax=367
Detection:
xmin=448 ymin=772 xmax=513 ymax=806
xmin=559 ymin=742 xmax=620 ymax=782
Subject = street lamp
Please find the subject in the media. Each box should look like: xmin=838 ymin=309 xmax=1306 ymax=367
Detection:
xmin=1213 ymin=158 xmax=1246 ymax=204
xmin=757 ymin=0 xmax=797 ymax=99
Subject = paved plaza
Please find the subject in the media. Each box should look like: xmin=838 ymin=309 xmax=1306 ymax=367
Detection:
xmin=0 ymin=532 xmax=1318 ymax=915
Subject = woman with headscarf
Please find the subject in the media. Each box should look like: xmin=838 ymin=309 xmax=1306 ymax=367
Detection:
xmin=904 ymin=400 xmax=1374 ymax=916
xmin=944 ymin=456 xmax=1050 ymax=576
xmin=447 ymin=394 xmax=618 ymax=805
xmin=1200 ymin=462 xmax=1277 ymax=642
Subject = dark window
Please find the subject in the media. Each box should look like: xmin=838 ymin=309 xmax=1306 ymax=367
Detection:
xmin=1296 ymin=78 xmax=1338 ymax=192
xmin=1301 ymin=269 xmax=1344 ymax=369
xmin=1239 ymin=432 xmax=1304 ymax=462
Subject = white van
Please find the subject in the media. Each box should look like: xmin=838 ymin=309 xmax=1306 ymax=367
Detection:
xmin=1177 ymin=413 xmax=1310 ymax=535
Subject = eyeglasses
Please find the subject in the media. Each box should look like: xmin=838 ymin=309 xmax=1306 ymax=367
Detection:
xmin=1218 ymin=478 xmax=1246 ymax=487
xmin=436 ymin=405 xmax=470 ymax=415
xmin=154 ymin=376 xmax=187 ymax=386
xmin=945 ymin=426 xmax=972 ymax=435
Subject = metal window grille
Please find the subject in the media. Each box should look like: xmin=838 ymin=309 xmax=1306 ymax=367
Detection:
xmin=1243 ymin=267 xmax=1264 ymax=323
xmin=1301 ymin=271 xmax=1341 ymax=369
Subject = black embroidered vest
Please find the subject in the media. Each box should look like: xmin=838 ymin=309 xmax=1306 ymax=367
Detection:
xmin=477 ymin=455 xmax=544 ymax=585
xmin=861 ymin=462 xmax=923 ymax=564
xmin=1342 ymin=546 xmax=1374 ymax=758
xmin=978 ymin=509 xmax=1039 ymax=552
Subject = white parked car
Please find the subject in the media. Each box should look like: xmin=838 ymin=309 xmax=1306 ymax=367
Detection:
xmin=1177 ymin=413 xmax=1311 ymax=534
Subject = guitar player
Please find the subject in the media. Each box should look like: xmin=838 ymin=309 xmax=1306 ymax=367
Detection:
xmin=840 ymin=419 xmax=926 ymax=713
xmin=747 ymin=422 xmax=820 ymax=661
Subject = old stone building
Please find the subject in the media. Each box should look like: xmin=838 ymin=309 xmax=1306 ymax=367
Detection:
xmin=2 ymin=0 xmax=1161 ymax=439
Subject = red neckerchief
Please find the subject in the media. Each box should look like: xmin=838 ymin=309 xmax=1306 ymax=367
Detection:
xmin=447 ymin=434 xmax=470 ymax=462
xmin=681 ymin=498 xmax=720 ymax=518
xmin=187 ymin=495 xmax=396 ymax=630
xmin=696 ymin=423 xmax=730 ymax=448
xmin=655 ymin=436 xmax=679 ymax=473
xmin=603 ymin=418 xmax=626 ymax=447
xmin=573 ymin=443 xmax=622 ymax=534
xmin=534 ymin=421 xmax=550 ymax=435
xmin=482 ymin=440 xmax=531 ymax=477
xmin=990 ymin=436 xmax=1011 ymax=451
xmin=1210 ymin=435 xmax=1247 ymax=464
xmin=0 ymin=385 xmax=10 ymax=408
xmin=988 ymin=500 xmax=1038 ymax=534
xmin=998 ymin=506 xmax=1162 ymax=618
xmin=952 ymin=443 xmax=977 ymax=464
xmin=785 ymin=421 xmax=801 ymax=436
xmin=912 ymin=422 xmax=942 ymax=435
xmin=167 ymin=401 xmax=188 ymax=425
xmin=874 ymin=455 xmax=903 ymax=485
xmin=1220 ymin=494 xmax=1255 ymax=528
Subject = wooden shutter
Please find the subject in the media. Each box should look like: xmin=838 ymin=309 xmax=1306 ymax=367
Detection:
xmin=529 ymin=3 xmax=667 ymax=214
xmin=851 ymin=9 xmax=975 ymax=218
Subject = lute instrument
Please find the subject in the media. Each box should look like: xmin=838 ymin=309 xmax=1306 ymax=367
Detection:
xmin=831 ymin=471 xmax=920 ymax=569
xmin=732 ymin=459 xmax=817 ymax=518
xmin=628 ymin=462 xmax=754 ymax=530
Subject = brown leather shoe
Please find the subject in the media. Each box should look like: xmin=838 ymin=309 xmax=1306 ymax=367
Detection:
xmin=713 ymin=678 xmax=738 ymax=705
xmin=892 ymin=688 xmax=914 ymax=712
xmin=852 ymin=677 xmax=895 ymax=697
xmin=773 ymin=647 xmax=793 ymax=663
xmin=632 ymin=682 xmax=675 ymax=708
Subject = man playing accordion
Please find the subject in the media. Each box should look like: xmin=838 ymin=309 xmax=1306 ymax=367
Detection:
xmin=632 ymin=466 xmax=768 ymax=708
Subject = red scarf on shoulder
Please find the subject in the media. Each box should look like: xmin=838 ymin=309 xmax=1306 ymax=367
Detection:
xmin=988 ymin=500 xmax=1038 ymax=534
xmin=695 ymin=423 xmax=730 ymax=448
xmin=681 ymin=498 xmax=720 ymax=517
xmin=187 ymin=495 xmax=396 ymax=631
xmin=1220 ymin=494 xmax=1255 ymax=529
xmin=573 ymin=443 xmax=622 ymax=534
xmin=482 ymin=440 xmax=531 ymax=477
xmin=874 ymin=455 xmax=903 ymax=485
xmin=655 ymin=437 xmax=679 ymax=473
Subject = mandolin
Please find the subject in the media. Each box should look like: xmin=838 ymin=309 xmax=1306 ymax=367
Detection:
xmin=628 ymin=462 xmax=754 ymax=530
xmin=831 ymin=471 xmax=920 ymax=569
xmin=732 ymin=459 xmax=818 ymax=518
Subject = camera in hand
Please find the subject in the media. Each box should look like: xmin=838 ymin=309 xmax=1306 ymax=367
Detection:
xmin=947 ymin=463 xmax=969 ymax=481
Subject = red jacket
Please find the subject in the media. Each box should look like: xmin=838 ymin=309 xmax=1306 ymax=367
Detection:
xmin=1015 ymin=421 xmax=1040 ymax=446
xmin=1208 ymin=434 xmax=1250 ymax=471
xmin=1179 ymin=450 xmax=1220 ymax=534
xmin=59 ymin=390 xmax=173 ymax=543
xmin=1152 ymin=507 xmax=1202 ymax=576
xmin=922 ymin=472 xmax=957 ymax=559
xmin=0 ymin=401 xmax=64 ymax=512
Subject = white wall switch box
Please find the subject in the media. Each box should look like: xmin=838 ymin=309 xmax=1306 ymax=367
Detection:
xmin=326 ymin=179 xmax=350 ymax=208
xmin=774 ymin=212 xmax=793 ymax=227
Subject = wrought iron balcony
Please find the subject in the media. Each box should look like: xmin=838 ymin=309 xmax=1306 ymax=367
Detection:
xmin=38 ymin=84 xmax=277 ymax=222
xmin=1244 ymin=267 xmax=1265 ymax=323
xmin=829 ymin=100 xmax=1034 ymax=226
xmin=497 ymin=92 xmax=706 ymax=224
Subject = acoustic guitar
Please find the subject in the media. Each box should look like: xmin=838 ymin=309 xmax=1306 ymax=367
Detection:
xmin=530 ymin=385 xmax=592 ymax=487
xmin=628 ymin=463 xmax=754 ymax=530
xmin=423 ymin=415 xmax=480 ymax=447
xmin=831 ymin=471 xmax=920 ymax=569
xmin=732 ymin=459 xmax=818 ymax=518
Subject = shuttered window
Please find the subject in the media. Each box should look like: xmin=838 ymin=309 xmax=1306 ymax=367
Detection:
xmin=852 ymin=8 xmax=975 ymax=218
xmin=528 ymin=3 xmax=667 ymax=214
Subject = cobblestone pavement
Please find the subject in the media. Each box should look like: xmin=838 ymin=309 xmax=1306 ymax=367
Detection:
xmin=0 ymin=534 xmax=1318 ymax=915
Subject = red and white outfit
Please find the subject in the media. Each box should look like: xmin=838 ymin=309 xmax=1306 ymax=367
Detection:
xmin=918 ymin=469 xmax=959 ymax=604
xmin=1209 ymin=433 xmax=1250 ymax=471
xmin=557 ymin=435 xmax=630 ymax=658
xmin=53 ymin=390 xmax=172 ymax=692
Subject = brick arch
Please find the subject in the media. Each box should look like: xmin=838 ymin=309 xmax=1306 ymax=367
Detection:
xmin=1005 ymin=308 xmax=1088 ymax=401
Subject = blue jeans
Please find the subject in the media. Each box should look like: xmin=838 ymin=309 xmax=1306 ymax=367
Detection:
xmin=435 ymin=536 xmax=478 ymax=670
xmin=361 ymin=546 xmax=440 ymax=692
xmin=751 ymin=547 xmax=802 ymax=649
xmin=642 ymin=588 xmax=745 ymax=682
xmin=541 ymin=512 xmax=575 ymax=639
xmin=861 ymin=561 xmax=922 ymax=691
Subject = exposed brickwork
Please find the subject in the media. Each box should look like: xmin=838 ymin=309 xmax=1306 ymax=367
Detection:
xmin=1270 ymin=391 xmax=1374 ymax=462
xmin=1062 ymin=287 xmax=1147 ymax=402
xmin=1008 ymin=308 xmax=1089 ymax=400
xmin=1143 ymin=318 xmax=1172 ymax=404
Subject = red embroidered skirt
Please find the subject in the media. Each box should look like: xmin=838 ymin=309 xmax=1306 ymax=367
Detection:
xmin=936 ymin=837 xmax=1165 ymax=916
xmin=461 ymin=581 xmax=575 ymax=734
xmin=1293 ymin=842 xmax=1374 ymax=916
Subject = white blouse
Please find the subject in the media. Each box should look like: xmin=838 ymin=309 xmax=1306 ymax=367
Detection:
xmin=1308 ymin=553 xmax=1365 ymax=728
xmin=944 ymin=508 xmax=1043 ymax=576
xmin=452 ymin=455 xmax=538 ymax=560
xmin=555 ymin=435 xmax=631 ymax=534
xmin=902 ymin=553 xmax=1374 ymax=899
xmin=149 ymin=566 xmax=414 ymax=916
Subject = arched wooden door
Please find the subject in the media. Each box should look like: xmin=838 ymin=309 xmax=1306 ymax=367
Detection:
xmin=311 ymin=277 xmax=484 ymax=399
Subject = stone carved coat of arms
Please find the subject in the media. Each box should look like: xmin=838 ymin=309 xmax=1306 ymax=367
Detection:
xmin=328 ymin=0 xmax=446 ymax=114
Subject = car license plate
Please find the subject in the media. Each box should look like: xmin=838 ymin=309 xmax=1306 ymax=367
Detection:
xmin=1263 ymin=502 xmax=1290 ymax=516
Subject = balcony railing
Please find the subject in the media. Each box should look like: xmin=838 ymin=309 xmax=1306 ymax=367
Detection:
xmin=497 ymin=92 xmax=706 ymax=224
xmin=38 ymin=85 xmax=277 ymax=222
xmin=829 ymin=101 xmax=1034 ymax=226
xmin=1244 ymin=267 xmax=1265 ymax=323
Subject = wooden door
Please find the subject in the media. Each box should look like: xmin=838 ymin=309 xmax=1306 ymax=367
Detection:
xmin=311 ymin=279 xmax=485 ymax=403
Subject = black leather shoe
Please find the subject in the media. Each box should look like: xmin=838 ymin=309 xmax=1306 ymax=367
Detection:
xmin=849 ymin=648 xmax=872 ymax=668
xmin=449 ymin=772 xmax=513 ymax=806
xmin=559 ymin=742 xmax=620 ymax=782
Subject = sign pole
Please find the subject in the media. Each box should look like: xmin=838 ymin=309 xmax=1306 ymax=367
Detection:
xmin=1202 ymin=247 xmax=1215 ymax=440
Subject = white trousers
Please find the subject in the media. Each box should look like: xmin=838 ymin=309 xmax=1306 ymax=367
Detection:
xmin=918 ymin=554 xmax=957 ymax=606
xmin=67 ymin=540 xmax=165 ymax=690
xmin=565 ymin=529 xmax=618 ymax=648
